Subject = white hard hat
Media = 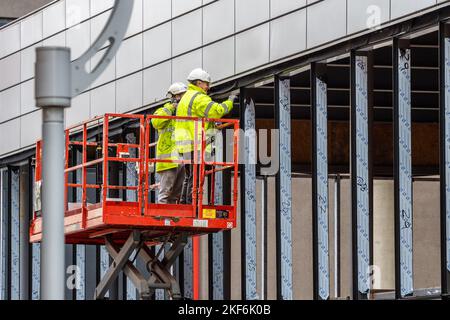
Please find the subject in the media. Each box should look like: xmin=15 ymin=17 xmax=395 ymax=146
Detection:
xmin=187 ymin=68 xmax=211 ymax=83
xmin=167 ymin=82 xmax=188 ymax=98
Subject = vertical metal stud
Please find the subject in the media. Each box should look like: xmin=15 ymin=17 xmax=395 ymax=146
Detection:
xmin=0 ymin=169 xmax=8 ymax=300
xmin=211 ymin=130 xmax=225 ymax=300
xmin=93 ymin=128 xmax=110 ymax=299
xmin=154 ymin=243 xmax=165 ymax=300
xmin=239 ymin=94 xmax=246 ymax=300
xmin=210 ymin=216 xmax=225 ymax=300
xmin=100 ymin=245 xmax=110 ymax=299
xmin=31 ymin=243 xmax=40 ymax=300
xmin=167 ymin=112 xmax=191 ymax=299
xmin=153 ymin=129 xmax=165 ymax=301
xmin=223 ymin=232 xmax=231 ymax=300
xmin=74 ymin=149 xmax=86 ymax=300
xmin=334 ymin=175 xmax=341 ymax=298
xmin=109 ymin=137 xmax=121 ymax=300
xmin=76 ymin=247 xmax=86 ymax=300
xmin=19 ymin=165 xmax=30 ymax=300
xmin=440 ymin=22 xmax=450 ymax=298
xmin=180 ymin=122 xmax=191 ymax=301
xmin=351 ymin=51 xmax=374 ymax=299
xmin=261 ymin=176 xmax=268 ymax=300
xmin=275 ymin=76 xmax=293 ymax=300
xmin=29 ymin=161 xmax=40 ymax=300
xmin=311 ymin=63 xmax=330 ymax=300
xmin=0 ymin=169 xmax=2 ymax=300
xmin=10 ymin=167 xmax=20 ymax=300
xmin=6 ymin=168 xmax=12 ymax=300
xmin=84 ymin=166 xmax=100 ymax=297
xmin=222 ymin=134 xmax=232 ymax=300
xmin=183 ymin=238 xmax=193 ymax=299
xmin=85 ymin=245 xmax=97 ymax=300
xmin=393 ymin=38 xmax=414 ymax=299
xmin=66 ymin=149 xmax=78 ymax=300
xmin=125 ymin=132 xmax=138 ymax=300
xmin=194 ymin=124 xmax=233 ymax=298
xmin=65 ymin=245 xmax=75 ymax=300
xmin=240 ymin=93 xmax=258 ymax=300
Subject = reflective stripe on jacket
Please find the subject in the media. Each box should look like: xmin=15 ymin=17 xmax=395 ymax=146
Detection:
xmin=151 ymin=103 xmax=179 ymax=172
xmin=174 ymin=83 xmax=233 ymax=154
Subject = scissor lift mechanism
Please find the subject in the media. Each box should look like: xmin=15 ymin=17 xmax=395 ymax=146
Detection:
xmin=95 ymin=231 xmax=188 ymax=300
xmin=30 ymin=113 xmax=240 ymax=300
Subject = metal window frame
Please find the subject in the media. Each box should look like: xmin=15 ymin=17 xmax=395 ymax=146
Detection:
xmin=350 ymin=50 xmax=374 ymax=300
xmin=393 ymin=37 xmax=414 ymax=299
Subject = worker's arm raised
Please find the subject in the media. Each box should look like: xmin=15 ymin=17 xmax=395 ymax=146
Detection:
xmin=151 ymin=103 xmax=175 ymax=130
xmin=194 ymin=94 xmax=234 ymax=119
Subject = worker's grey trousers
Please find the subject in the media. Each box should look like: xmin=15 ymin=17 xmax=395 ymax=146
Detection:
xmin=157 ymin=166 xmax=185 ymax=204
xmin=179 ymin=151 xmax=213 ymax=205
xmin=180 ymin=151 xmax=197 ymax=205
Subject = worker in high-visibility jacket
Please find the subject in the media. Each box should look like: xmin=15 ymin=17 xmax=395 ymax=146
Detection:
xmin=151 ymin=82 xmax=188 ymax=204
xmin=174 ymin=68 xmax=237 ymax=204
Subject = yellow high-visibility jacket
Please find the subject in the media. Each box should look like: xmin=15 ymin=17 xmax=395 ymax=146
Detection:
xmin=151 ymin=103 xmax=179 ymax=173
xmin=174 ymin=83 xmax=233 ymax=154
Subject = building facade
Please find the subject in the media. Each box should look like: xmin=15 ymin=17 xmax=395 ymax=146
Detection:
xmin=1 ymin=0 xmax=450 ymax=300
xmin=0 ymin=0 xmax=53 ymax=20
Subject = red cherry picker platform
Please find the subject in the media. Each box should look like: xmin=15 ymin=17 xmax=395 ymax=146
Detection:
xmin=29 ymin=113 xmax=239 ymax=300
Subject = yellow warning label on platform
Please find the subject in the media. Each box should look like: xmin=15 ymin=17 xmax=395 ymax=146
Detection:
xmin=203 ymin=209 xmax=216 ymax=219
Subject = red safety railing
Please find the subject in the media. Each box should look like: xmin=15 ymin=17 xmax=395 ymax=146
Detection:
xmin=64 ymin=114 xmax=145 ymax=229
xmin=31 ymin=113 xmax=239 ymax=243
xmin=143 ymin=114 xmax=240 ymax=220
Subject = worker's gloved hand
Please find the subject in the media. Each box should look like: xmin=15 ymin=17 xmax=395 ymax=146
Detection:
xmin=228 ymin=94 xmax=238 ymax=103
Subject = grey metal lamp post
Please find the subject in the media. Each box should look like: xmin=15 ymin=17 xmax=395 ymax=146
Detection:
xmin=35 ymin=0 xmax=133 ymax=300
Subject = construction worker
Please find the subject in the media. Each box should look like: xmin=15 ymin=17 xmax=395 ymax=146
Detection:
xmin=174 ymin=68 xmax=237 ymax=204
xmin=151 ymin=82 xmax=188 ymax=204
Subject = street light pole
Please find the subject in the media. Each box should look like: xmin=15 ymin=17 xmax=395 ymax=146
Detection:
xmin=35 ymin=47 xmax=71 ymax=300
xmin=35 ymin=0 xmax=133 ymax=300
